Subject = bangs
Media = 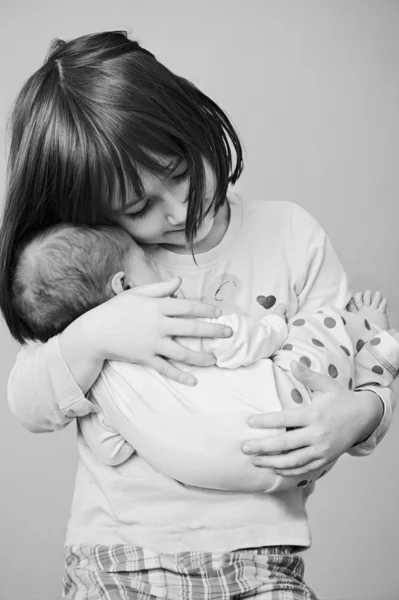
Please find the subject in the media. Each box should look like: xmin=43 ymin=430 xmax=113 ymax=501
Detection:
xmin=48 ymin=39 xmax=243 ymax=240
xmin=101 ymin=141 xmax=205 ymax=220
xmin=92 ymin=111 xmax=236 ymax=245
xmin=11 ymin=31 xmax=243 ymax=241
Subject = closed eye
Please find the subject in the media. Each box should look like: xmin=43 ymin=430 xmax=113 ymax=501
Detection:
xmin=125 ymin=199 xmax=153 ymax=221
xmin=172 ymin=167 xmax=189 ymax=182
xmin=169 ymin=158 xmax=189 ymax=183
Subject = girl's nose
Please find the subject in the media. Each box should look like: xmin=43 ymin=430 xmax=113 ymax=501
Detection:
xmin=166 ymin=198 xmax=188 ymax=228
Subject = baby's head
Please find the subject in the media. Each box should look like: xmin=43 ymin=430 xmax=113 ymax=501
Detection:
xmin=12 ymin=224 xmax=159 ymax=342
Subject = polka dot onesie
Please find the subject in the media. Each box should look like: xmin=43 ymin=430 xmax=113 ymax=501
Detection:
xmin=269 ymin=305 xmax=399 ymax=487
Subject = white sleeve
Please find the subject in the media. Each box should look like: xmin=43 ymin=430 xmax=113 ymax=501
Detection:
xmin=203 ymin=314 xmax=288 ymax=369
xmin=8 ymin=336 xmax=96 ymax=433
xmin=290 ymin=203 xmax=351 ymax=312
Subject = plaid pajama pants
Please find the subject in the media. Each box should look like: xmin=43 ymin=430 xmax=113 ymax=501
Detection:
xmin=62 ymin=545 xmax=317 ymax=600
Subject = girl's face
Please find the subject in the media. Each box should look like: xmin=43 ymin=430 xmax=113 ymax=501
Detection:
xmin=109 ymin=157 xmax=218 ymax=250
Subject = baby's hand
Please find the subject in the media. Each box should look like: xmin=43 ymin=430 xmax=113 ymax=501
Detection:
xmin=273 ymin=303 xmax=288 ymax=322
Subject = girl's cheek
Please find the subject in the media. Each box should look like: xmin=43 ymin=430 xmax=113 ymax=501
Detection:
xmin=121 ymin=216 xmax=163 ymax=244
xmin=204 ymin=162 xmax=217 ymax=197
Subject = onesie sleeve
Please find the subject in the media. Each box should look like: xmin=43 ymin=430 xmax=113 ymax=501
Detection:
xmin=8 ymin=336 xmax=96 ymax=433
xmin=78 ymin=410 xmax=135 ymax=466
xmin=203 ymin=314 xmax=288 ymax=368
xmin=289 ymin=203 xmax=395 ymax=454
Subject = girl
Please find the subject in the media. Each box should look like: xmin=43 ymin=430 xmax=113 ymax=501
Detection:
xmin=0 ymin=31 xmax=393 ymax=599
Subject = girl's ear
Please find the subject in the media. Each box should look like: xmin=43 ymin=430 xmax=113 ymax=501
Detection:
xmin=111 ymin=271 xmax=127 ymax=295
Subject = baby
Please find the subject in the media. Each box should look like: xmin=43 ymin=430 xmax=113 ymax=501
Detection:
xmin=12 ymin=223 xmax=399 ymax=492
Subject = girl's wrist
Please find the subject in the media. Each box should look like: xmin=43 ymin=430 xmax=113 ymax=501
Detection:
xmin=352 ymin=389 xmax=384 ymax=446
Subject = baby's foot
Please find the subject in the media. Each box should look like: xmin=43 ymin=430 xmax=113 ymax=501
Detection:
xmin=347 ymin=290 xmax=389 ymax=331
xmin=273 ymin=303 xmax=288 ymax=322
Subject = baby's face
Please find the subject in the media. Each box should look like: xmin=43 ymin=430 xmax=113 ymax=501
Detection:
xmin=122 ymin=237 xmax=161 ymax=288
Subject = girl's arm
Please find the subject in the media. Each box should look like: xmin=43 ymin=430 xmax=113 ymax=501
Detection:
xmin=289 ymin=203 xmax=393 ymax=456
xmin=242 ymin=203 xmax=394 ymax=471
xmin=8 ymin=336 xmax=95 ymax=432
xmin=8 ymin=278 xmax=232 ymax=433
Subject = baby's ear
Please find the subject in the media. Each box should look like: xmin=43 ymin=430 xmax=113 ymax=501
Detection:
xmin=111 ymin=271 xmax=127 ymax=295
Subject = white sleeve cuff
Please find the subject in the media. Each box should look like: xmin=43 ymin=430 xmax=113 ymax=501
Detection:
xmin=51 ymin=336 xmax=98 ymax=418
xmin=348 ymin=386 xmax=395 ymax=456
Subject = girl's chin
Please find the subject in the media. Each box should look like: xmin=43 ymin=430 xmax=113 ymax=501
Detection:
xmin=163 ymin=221 xmax=213 ymax=246
xmin=161 ymin=230 xmax=187 ymax=245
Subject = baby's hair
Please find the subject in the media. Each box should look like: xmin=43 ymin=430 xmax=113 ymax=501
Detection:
xmin=0 ymin=30 xmax=243 ymax=343
xmin=12 ymin=224 xmax=129 ymax=343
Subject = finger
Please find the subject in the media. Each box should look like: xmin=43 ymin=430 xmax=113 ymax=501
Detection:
xmin=252 ymin=447 xmax=317 ymax=470
xmin=248 ymin=408 xmax=312 ymax=430
xmin=166 ymin=317 xmax=233 ymax=339
xmin=370 ymin=290 xmax=381 ymax=309
xmin=291 ymin=360 xmax=337 ymax=392
xmin=363 ymin=290 xmax=371 ymax=307
xmin=159 ymin=339 xmax=217 ymax=367
xmin=150 ymin=357 xmax=197 ymax=386
xmin=131 ymin=277 xmax=182 ymax=298
xmin=162 ymin=298 xmax=222 ymax=319
xmin=242 ymin=428 xmax=310 ymax=455
xmin=354 ymin=292 xmax=363 ymax=310
xmin=275 ymin=460 xmax=326 ymax=477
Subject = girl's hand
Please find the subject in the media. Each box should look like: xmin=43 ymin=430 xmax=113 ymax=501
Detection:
xmin=64 ymin=276 xmax=232 ymax=389
xmin=242 ymin=361 xmax=384 ymax=476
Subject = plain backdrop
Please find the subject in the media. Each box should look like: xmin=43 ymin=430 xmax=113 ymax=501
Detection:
xmin=0 ymin=1 xmax=398 ymax=599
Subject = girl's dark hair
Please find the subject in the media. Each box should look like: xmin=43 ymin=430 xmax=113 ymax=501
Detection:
xmin=0 ymin=30 xmax=243 ymax=343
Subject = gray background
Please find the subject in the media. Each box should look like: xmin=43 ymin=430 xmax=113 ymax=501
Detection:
xmin=1 ymin=1 xmax=398 ymax=599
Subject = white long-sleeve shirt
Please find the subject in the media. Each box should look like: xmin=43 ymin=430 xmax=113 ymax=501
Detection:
xmin=7 ymin=196 xmax=395 ymax=552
